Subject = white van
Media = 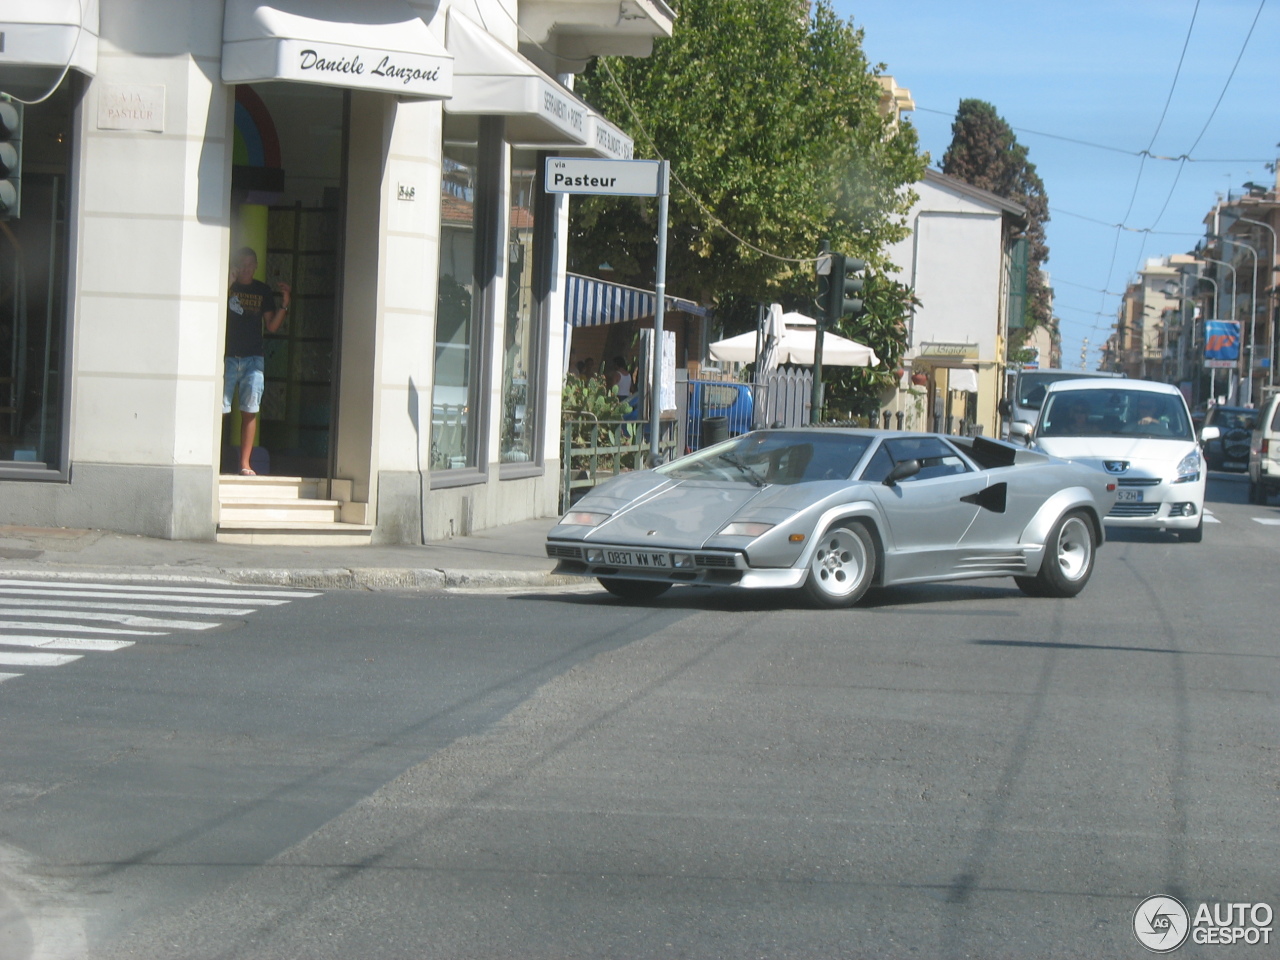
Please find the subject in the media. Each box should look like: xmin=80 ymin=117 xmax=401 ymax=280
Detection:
xmin=1000 ymin=368 xmax=1124 ymax=444
xmin=1247 ymin=392 xmax=1280 ymax=504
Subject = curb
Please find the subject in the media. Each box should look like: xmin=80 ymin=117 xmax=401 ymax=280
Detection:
xmin=0 ymin=565 xmax=579 ymax=591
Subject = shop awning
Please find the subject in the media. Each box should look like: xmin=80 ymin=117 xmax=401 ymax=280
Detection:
xmin=566 ymin=273 xmax=709 ymax=327
xmin=445 ymin=9 xmax=589 ymax=147
xmin=0 ymin=0 xmax=98 ymax=93
xmin=579 ymin=112 xmax=634 ymax=161
xmin=222 ymin=0 xmax=453 ymax=99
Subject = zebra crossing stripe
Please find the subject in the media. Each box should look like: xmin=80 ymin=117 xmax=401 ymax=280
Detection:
xmin=0 ymin=635 xmax=135 ymax=652
xmin=0 ymin=609 xmax=218 ymax=630
xmin=0 ymin=586 xmax=292 ymax=605
xmin=1253 ymin=518 xmax=1280 ymax=525
xmin=0 ymin=673 xmax=20 ymax=684
xmin=0 ymin=598 xmax=260 ymax=617
xmin=0 ymin=652 xmax=82 ymax=667
xmin=0 ymin=579 xmax=320 ymax=598
xmin=0 ymin=620 xmax=164 ymax=635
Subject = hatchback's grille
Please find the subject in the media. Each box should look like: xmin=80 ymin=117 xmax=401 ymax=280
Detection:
xmin=1117 ymin=478 xmax=1160 ymax=487
xmin=1109 ymin=503 xmax=1161 ymax=517
xmin=547 ymin=544 xmax=583 ymax=560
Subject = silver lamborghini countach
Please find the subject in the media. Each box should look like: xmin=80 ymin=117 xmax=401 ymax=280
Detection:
xmin=546 ymin=429 xmax=1118 ymax=608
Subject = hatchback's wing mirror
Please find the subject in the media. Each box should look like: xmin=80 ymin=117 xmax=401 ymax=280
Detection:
xmin=883 ymin=459 xmax=921 ymax=487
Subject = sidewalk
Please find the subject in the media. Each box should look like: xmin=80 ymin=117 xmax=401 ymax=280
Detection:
xmin=0 ymin=518 xmax=572 ymax=591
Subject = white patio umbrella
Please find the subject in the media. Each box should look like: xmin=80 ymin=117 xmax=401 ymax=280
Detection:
xmin=708 ymin=309 xmax=879 ymax=367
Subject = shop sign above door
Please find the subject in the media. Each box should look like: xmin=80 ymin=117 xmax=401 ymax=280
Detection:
xmin=918 ymin=342 xmax=979 ymax=360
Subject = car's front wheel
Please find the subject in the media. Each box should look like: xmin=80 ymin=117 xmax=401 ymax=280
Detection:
xmin=802 ymin=523 xmax=876 ymax=609
xmin=1016 ymin=510 xmax=1095 ymax=598
xmin=598 ymin=578 xmax=671 ymax=602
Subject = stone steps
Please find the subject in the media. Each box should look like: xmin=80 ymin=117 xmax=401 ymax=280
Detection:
xmin=216 ymin=475 xmax=372 ymax=545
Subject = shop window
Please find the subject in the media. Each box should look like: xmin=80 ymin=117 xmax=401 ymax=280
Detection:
xmin=500 ymin=150 xmax=540 ymax=465
xmin=432 ymin=140 xmax=480 ymax=472
xmin=0 ymin=81 xmax=77 ymax=475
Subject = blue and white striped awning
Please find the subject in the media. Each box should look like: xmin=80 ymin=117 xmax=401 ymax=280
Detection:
xmin=566 ymin=273 xmax=709 ymax=327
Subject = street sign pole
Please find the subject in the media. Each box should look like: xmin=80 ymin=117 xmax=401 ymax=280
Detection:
xmin=650 ymin=160 xmax=670 ymax=466
xmin=545 ymin=156 xmax=669 ymax=465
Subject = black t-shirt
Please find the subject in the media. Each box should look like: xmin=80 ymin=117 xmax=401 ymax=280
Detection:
xmin=225 ymin=279 xmax=277 ymax=357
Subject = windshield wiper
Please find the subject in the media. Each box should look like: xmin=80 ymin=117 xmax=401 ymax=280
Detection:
xmin=717 ymin=453 xmax=764 ymax=486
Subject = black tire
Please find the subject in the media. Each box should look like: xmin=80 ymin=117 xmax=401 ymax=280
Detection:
xmin=1179 ymin=517 xmax=1204 ymax=543
xmin=1248 ymin=479 xmax=1262 ymax=505
xmin=1017 ymin=510 xmax=1096 ymax=598
xmin=598 ymin=578 xmax=671 ymax=601
xmin=802 ymin=523 xmax=876 ymax=609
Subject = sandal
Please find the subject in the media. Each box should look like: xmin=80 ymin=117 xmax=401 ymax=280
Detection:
xmin=239 ymin=467 xmax=257 ymax=476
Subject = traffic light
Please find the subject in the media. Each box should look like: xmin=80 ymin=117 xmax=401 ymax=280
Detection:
xmin=0 ymin=97 xmax=22 ymax=220
xmin=824 ymin=252 xmax=866 ymax=323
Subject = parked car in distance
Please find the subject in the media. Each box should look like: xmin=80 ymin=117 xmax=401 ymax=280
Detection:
xmin=1000 ymin=368 xmax=1124 ymax=444
xmin=1247 ymin=392 xmax=1280 ymax=504
xmin=1199 ymin=403 xmax=1257 ymax=472
xmin=1031 ymin=379 xmax=1207 ymax=541
xmin=547 ymin=428 xmax=1117 ymax=608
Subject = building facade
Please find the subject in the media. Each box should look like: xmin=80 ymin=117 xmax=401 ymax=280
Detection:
xmin=885 ymin=169 xmax=1026 ymax=436
xmin=0 ymin=0 xmax=672 ymax=543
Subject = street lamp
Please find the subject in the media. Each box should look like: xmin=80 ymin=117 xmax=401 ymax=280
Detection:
xmin=1230 ymin=213 xmax=1278 ymax=387
xmin=1215 ymin=236 xmax=1260 ymax=406
xmin=1198 ymin=253 xmax=1238 ymax=404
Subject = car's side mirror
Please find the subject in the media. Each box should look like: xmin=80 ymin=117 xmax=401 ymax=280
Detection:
xmin=883 ymin=459 xmax=921 ymax=487
xmin=998 ymin=398 xmax=1011 ymax=418
xmin=1199 ymin=425 xmax=1221 ymax=442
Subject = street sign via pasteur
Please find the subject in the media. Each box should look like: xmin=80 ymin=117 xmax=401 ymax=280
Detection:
xmin=545 ymin=157 xmax=662 ymax=197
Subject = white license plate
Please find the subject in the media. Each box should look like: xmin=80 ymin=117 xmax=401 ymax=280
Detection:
xmin=604 ymin=550 xmax=670 ymax=568
xmin=1116 ymin=489 xmax=1144 ymax=503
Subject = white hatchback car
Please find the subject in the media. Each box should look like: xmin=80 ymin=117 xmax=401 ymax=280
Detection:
xmin=1032 ymin=379 xmax=1207 ymax=541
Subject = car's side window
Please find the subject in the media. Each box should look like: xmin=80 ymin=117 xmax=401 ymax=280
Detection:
xmin=876 ymin=437 xmax=972 ymax=482
xmin=1271 ymin=402 xmax=1280 ymax=433
xmin=859 ymin=446 xmax=894 ymax=483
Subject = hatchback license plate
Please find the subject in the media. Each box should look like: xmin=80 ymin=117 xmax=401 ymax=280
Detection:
xmin=1117 ymin=489 xmax=1144 ymax=503
xmin=605 ymin=550 xmax=670 ymax=568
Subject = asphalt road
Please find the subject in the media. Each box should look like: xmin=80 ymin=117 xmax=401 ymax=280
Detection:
xmin=1 ymin=473 xmax=1277 ymax=959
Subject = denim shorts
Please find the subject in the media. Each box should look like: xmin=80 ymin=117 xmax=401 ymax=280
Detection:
xmin=223 ymin=355 xmax=265 ymax=414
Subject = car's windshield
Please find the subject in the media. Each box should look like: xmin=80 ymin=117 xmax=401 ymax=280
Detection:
xmin=1207 ymin=406 xmax=1257 ymax=431
xmin=659 ymin=432 xmax=873 ymax=485
xmin=1016 ymin=372 xmax=1107 ymax=409
xmin=1038 ymin=388 xmax=1194 ymax=440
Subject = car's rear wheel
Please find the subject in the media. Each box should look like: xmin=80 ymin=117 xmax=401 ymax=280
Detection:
xmin=598 ymin=578 xmax=671 ymax=601
xmin=802 ymin=523 xmax=875 ymax=609
xmin=1016 ymin=510 xmax=1095 ymax=598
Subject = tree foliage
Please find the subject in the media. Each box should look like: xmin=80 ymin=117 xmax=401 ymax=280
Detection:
xmin=570 ymin=0 xmax=927 ymax=399
xmin=941 ymin=99 xmax=1051 ymax=331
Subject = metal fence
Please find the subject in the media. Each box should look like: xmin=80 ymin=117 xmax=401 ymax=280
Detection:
xmin=560 ymin=416 xmax=679 ymax=511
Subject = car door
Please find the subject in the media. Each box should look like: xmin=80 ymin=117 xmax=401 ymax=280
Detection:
xmin=861 ymin=436 xmax=986 ymax=581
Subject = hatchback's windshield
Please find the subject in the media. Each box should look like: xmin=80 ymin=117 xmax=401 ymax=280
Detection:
xmin=659 ymin=432 xmax=873 ymax=485
xmin=1038 ymin=389 xmax=1194 ymax=440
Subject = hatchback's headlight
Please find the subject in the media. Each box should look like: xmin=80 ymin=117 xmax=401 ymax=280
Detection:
xmin=561 ymin=511 xmax=610 ymax=526
xmin=719 ymin=521 xmax=774 ymax=537
xmin=1173 ymin=450 xmax=1201 ymax=483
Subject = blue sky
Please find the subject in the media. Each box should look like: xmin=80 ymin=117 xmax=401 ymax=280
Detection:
xmin=831 ymin=0 xmax=1280 ymax=372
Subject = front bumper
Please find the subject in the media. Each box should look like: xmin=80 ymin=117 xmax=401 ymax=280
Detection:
xmin=546 ymin=540 xmax=805 ymax=589
xmin=1104 ymin=476 xmax=1204 ymax=529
